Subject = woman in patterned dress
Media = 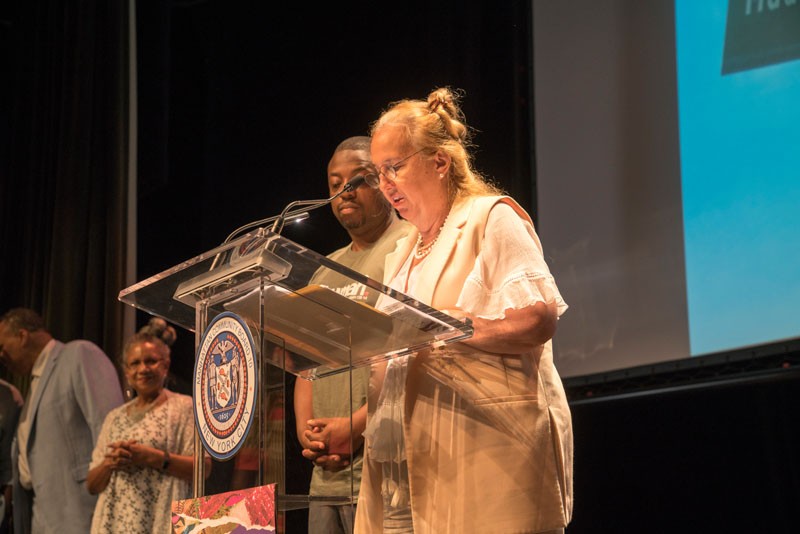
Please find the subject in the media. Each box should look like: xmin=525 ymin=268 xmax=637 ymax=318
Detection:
xmin=87 ymin=318 xmax=197 ymax=533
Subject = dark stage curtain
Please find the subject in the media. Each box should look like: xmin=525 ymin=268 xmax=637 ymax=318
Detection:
xmin=0 ymin=0 xmax=132 ymax=387
xmin=133 ymin=0 xmax=536 ymax=390
xmin=133 ymin=2 xmax=535 ymax=530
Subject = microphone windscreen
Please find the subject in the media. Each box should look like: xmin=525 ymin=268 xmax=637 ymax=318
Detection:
xmin=345 ymin=175 xmax=367 ymax=190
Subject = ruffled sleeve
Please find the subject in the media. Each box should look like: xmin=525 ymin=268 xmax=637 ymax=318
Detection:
xmin=456 ymin=202 xmax=567 ymax=320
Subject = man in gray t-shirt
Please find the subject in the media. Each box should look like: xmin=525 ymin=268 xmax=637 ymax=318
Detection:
xmin=294 ymin=136 xmax=411 ymax=534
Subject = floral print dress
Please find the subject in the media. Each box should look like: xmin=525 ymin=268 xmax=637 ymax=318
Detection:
xmin=90 ymin=390 xmax=195 ymax=534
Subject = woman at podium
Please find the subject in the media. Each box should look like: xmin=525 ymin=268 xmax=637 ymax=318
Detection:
xmin=86 ymin=318 xmax=198 ymax=533
xmin=356 ymin=88 xmax=573 ymax=533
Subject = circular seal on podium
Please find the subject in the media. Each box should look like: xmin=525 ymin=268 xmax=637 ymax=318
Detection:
xmin=193 ymin=312 xmax=258 ymax=461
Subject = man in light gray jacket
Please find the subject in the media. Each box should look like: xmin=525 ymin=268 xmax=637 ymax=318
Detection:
xmin=0 ymin=308 xmax=122 ymax=534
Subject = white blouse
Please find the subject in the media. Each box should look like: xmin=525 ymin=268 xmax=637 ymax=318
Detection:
xmin=454 ymin=202 xmax=567 ymax=320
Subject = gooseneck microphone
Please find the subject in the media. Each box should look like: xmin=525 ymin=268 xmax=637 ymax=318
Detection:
xmin=269 ymin=174 xmax=369 ymax=235
xmin=220 ymin=176 xmax=367 ymax=244
xmin=202 ymin=174 xmax=375 ymax=285
xmin=221 ymin=174 xmax=375 ymax=247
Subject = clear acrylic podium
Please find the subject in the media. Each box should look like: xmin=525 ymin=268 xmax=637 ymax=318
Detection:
xmin=118 ymin=228 xmax=473 ymax=527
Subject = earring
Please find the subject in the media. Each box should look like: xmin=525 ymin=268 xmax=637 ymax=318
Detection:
xmin=439 ymin=173 xmax=444 ymax=178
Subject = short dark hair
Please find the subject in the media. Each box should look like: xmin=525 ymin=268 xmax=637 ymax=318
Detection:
xmin=0 ymin=308 xmax=47 ymax=334
xmin=334 ymin=136 xmax=371 ymax=154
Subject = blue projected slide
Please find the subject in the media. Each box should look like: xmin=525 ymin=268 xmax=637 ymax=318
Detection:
xmin=675 ymin=0 xmax=800 ymax=356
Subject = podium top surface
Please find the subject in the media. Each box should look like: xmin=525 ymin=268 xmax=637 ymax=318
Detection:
xmin=119 ymin=229 xmax=472 ymax=374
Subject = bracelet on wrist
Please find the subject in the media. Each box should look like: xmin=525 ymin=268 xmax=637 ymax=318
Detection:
xmin=161 ymin=449 xmax=171 ymax=471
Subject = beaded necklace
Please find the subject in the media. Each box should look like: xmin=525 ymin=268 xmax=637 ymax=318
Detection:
xmin=413 ymin=212 xmax=450 ymax=260
xmin=125 ymin=389 xmax=167 ymax=423
xmin=414 ymin=232 xmax=440 ymax=259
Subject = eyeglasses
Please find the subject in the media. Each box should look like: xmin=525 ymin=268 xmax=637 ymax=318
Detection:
xmin=375 ymin=149 xmax=424 ymax=185
xmin=126 ymin=357 xmax=164 ymax=370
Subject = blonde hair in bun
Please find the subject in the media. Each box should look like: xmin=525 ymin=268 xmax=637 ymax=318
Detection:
xmin=371 ymin=87 xmax=502 ymax=200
